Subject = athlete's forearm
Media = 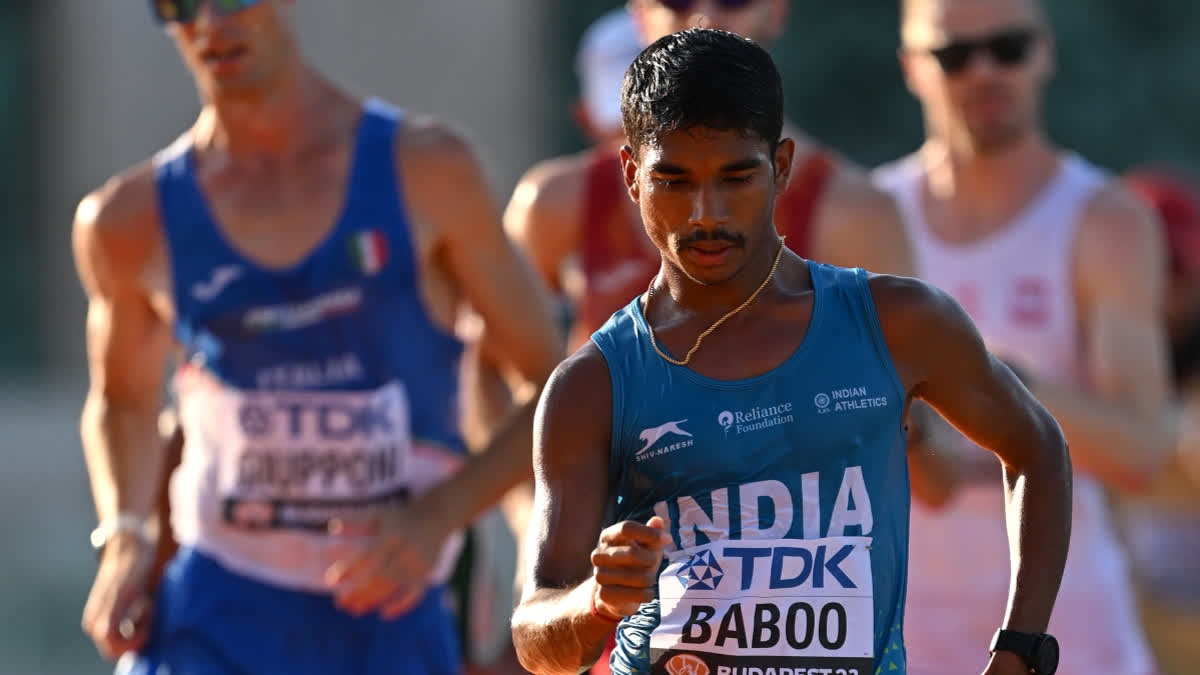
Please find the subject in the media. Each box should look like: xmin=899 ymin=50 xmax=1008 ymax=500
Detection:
xmin=998 ymin=417 xmax=1072 ymax=636
xmin=1030 ymin=380 xmax=1174 ymax=492
xmin=512 ymin=581 xmax=614 ymax=675
xmin=81 ymin=391 xmax=169 ymax=525
xmin=418 ymin=391 xmax=539 ymax=532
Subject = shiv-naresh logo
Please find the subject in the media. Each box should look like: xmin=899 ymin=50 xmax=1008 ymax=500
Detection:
xmin=633 ymin=419 xmax=696 ymax=462
xmin=637 ymin=419 xmax=692 ymax=455
xmin=665 ymin=653 xmax=710 ymax=675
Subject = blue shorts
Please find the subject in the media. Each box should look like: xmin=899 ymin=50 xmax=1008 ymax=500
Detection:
xmin=118 ymin=547 xmax=461 ymax=675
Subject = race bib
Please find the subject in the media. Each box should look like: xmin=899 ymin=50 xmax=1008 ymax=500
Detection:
xmin=651 ymin=537 xmax=875 ymax=675
xmin=182 ymin=377 xmax=415 ymax=533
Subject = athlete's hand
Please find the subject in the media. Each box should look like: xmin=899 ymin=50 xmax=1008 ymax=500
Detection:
xmin=981 ymin=649 xmax=1033 ymax=674
xmin=325 ymin=505 xmax=449 ymax=620
xmin=81 ymin=533 xmax=156 ymax=661
xmin=590 ymin=516 xmax=671 ymax=620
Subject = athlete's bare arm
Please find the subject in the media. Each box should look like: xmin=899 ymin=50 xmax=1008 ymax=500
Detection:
xmin=512 ymin=345 xmax=655 ymax=675
xmin=458 ymin=155 xmax=586 ymax=444
xmin=328 ymin=120 xmax=565 ymax=617
xmin=1028 ymin=184 xmax=1173 ymax=492
xmin=73 ymin=165 xmax=173 ymax=658
xmin=875 ymin=276 xmax=1071 ymax=666
xmin=811 ymin=165 xmax=963 ymax=508
xmin=505 ymin=155 xmax=589 ymax=294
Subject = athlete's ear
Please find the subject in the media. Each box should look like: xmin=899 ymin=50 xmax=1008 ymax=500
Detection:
xmin=620 ymin=144 xmax=641 ymax=204
xmin=773 ymin=137 xmax=795 ymax=193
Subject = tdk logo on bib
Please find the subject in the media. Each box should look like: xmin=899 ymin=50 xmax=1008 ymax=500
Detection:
xmin=653 ymin=537 xmax=875 ymax=672
xmin=238 ymin=398 xmax=395 ymax=440
xmin=677 ymin=550 xmax=726 ymax=591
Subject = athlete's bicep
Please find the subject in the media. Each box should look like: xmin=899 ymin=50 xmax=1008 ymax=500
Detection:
xmin=504 ymin=163 xmax=582 ymax=294
xmin=73 ymin=183 xmax=170 ymax=406
xmin=405 ymin=126 xmax=563 ymax=383
xmin=876 ymin=277 xmax=1061 ymax=469
xmin=524 ymin=345 xmax=613 ymax=594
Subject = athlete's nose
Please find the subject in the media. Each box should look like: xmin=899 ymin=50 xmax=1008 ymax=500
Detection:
xmin=688 ymin=182 xmax=729 ymax=229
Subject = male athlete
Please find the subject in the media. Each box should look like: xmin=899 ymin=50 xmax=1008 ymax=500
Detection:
xmin=73 ymin=1 xmax=561 ymax=673
xmin=873 ymin=0 xmax=1174 ymax=672
xmin=512 ymin=29 xmax=1071 ymax=675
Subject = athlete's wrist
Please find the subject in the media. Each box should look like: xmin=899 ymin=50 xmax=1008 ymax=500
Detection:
xmin=588 ymin=578 xmax=622 ymax=624
xmin=91 ymin=512 xmax=158 ymax=562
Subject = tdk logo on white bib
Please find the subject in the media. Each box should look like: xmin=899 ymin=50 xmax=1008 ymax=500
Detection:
xmin=652 ymin=537 xmax=874 ymax=673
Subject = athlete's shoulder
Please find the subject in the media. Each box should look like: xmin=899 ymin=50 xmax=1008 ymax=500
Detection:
xmin=393 ymin=112 xmax=496 ymax=232
xmin=539 ymin=339 xmax=613 ymax=418
xmin=815 ymin=154 xmax=903 ymax=224
xmin=394 ymin=112 xmax=482 ymax=174
xmin=1074 ymin=172 xmax=1167 ymax=301
xmin=515 ymin=150 xmax=595 ymax=209
xmin=807 ymin=153 xmax=913 ymax=276
xmin=72 ymin=157 xmax=164 ymax=295
xmin=865 ymin=273 xmax=983 ymax=376
xmin=865 ymin=273 xmax=966 ymax=332
xmin=1079 ymin=174 xmax=1164 ymax=247
xmin=506 ymin=149 xmax=596 ymax=237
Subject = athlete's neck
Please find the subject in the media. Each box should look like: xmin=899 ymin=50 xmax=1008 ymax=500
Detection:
xmin=656 ymin=236 xmax=786 ymax=319
xmin=191 ymin=62 xmax=349 ymax=158
xmin=920 ymin=132 xmax=1059 ymax=238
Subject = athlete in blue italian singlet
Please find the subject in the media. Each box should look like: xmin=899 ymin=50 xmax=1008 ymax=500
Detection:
xmin=511 ymin=29 xmax=1073 ymax=675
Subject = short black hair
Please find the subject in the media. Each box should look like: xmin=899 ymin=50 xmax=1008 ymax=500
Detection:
xmin=620 ymin=28 xmax=784 ymax=158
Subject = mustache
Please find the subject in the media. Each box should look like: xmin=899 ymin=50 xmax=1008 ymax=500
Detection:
xmin=675 ymin=228 xmax=746 ymax=251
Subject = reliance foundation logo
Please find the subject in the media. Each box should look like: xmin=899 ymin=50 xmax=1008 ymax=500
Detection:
xmin=717 ymin=401 xmax=794 ymax=436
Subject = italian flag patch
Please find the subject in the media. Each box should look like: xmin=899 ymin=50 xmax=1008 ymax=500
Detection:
xmin=348 ymin=229 xmax=388 ymax=276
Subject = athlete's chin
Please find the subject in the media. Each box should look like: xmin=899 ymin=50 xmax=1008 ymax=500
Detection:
xmin=674 ymin=250 xmax=744 ymax=285
xmin=965 ymin=120 xmax=1029 ymax=153
xmin=678 ymin=264 xmax=740 ymax=287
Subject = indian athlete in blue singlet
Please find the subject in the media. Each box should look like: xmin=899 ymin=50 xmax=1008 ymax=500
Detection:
xmin=71 ymin=2 xmax=562 ymax=673
xmin=511 ymin=29 xmax=1074 ymax=675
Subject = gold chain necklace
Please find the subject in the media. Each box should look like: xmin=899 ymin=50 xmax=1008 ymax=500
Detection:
xmin=644 ymin=236 xmax=786 ymax=366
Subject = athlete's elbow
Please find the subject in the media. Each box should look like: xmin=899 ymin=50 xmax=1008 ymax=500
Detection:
xmin=510 ymin=617 xmax=577 ymax=675
xmin=1020 ymin=411 xmax=1071 ymax=485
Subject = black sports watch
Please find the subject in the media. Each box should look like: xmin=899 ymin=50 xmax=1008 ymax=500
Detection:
xmin=989 ymin=629 xmax=1059 ymax=674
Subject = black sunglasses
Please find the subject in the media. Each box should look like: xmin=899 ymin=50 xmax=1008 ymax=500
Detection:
xmin=150 ymin=0 xmax=262 ymax=24
xmin=656 ymin=0 xmax=757 ymax=13
xmin=926 ymin=28 xmax=1038 ymax=75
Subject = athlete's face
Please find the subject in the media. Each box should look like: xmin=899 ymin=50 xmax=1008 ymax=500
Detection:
xmin=900 ymin=0 xmax=1052 ymax=153
xmin=621 ymin=126 xmax=794 ymax=285
xmin=164 ymin=0 xmax=296 ymax=102
xmin=630 ymin=0 xmax=787 ymax=46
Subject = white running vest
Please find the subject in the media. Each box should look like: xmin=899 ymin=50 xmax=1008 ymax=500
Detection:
xmin=874 ymin=153 xmax=1156 ymax=674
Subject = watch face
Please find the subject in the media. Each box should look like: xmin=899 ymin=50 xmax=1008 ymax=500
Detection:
xmin=1035 ymin=635 xmax=1060 ymax=674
